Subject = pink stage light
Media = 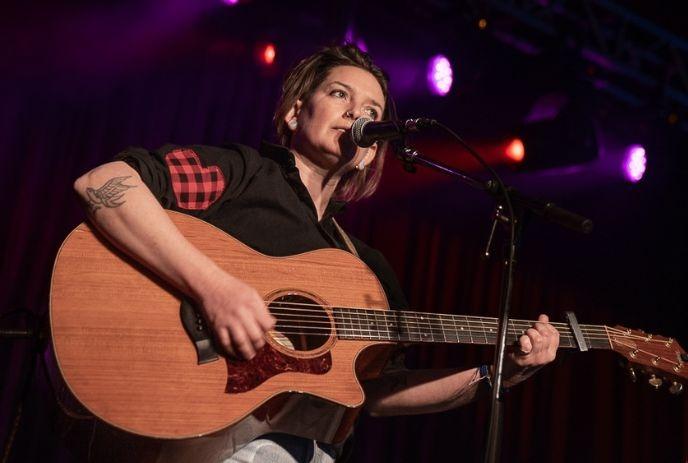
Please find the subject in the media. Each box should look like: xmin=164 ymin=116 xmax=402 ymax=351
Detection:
xmin=623 ymin=144 xmax=647 ymax=182
xmin=427 ymin=55 xmax=453 ymax=96
xmin=222 ymin=0 xmax=239 ymax=5
xmin=261 ymin=44 xmax=276 ymax=65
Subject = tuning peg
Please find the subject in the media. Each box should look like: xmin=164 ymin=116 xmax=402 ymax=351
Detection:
xmin=627 ymin=367 xmax=637 ymax=382
xmin=648 ymin=374 xmax=663 ymax=390
xmin=669 ymin=381 xmax=684 ymax=395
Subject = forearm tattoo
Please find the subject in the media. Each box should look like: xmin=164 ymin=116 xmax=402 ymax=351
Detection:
xmin=84 ymin=176 xmax=136 ymax=214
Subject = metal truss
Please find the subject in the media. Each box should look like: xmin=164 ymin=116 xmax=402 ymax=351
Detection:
xmin=474 ymin=0 xmax=688 ymax=128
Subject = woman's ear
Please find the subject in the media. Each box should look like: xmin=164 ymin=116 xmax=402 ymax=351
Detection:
xmin=284 ymin=99 xmax=303 ymax=132
xmin=361 ymin=144 xmax=378 ymax=168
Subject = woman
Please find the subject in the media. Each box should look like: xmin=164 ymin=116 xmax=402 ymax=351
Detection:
xmin=74 ymin=44 xmax=559 ymax=462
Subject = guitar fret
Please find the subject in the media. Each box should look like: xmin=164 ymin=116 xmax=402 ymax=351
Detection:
xmin=369 ymin=310 xmax=379 ymax=340
xmin=380 ymin=311 xmax=392 ymax=340
xmin=479 ymin=317 xmax=488 ymax=345
xmin=345 ymin=308 xmax=353 ymax=339
xmin=355 ymin=309 xmax=364 ymax=338
xmin=335 ymin=308 xmax=616 ymax=354
xmin=444 ymin=314 xmax=459 ymax=343
xmin=419 ymin=313 xmax=435 ymax=342
xmin=346 ymin=308 xmax=355 ymax=339
xmin=401 ymin=312 xmax=412 ymax=342
xmin=333 ymin=308 xmax=343 ymax=338
xmin=406 ymin=312 xmax=420 ymax=342
xmin=361 ymin=310 xmax=373 ymax=339
xmin=457 ymin=315 xmax=471 ymax=344
xmin=559 ymin=327 xmax=576 ymax=349
xmin=427 ymin=314 xmax=443 ymax=343
xmin=373 ymin=310 xmax=384 ymax=340
xmin=438 ymin=314 xmax=448 ymax=343
xmin=459 ymin=316 xmax=473 ymax=344
xmin=509 ymin=318 xmax=518 ymax=344
xmin=418 ymin=313 xmax=432 ymax=342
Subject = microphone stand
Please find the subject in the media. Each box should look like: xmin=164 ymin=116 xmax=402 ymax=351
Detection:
xmin=394 ymin=144 xmax=592 ymax=463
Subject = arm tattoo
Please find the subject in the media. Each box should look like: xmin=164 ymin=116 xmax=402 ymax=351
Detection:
xmin=85 ymin=176 xmax=136 ymax=214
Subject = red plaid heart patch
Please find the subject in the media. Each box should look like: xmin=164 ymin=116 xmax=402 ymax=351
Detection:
xmin=165 ymin=148 xmax=226 ymax=210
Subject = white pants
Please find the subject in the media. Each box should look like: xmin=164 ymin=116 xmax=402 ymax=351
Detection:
xmin=223 ymin=433 xmax=337 ymax=463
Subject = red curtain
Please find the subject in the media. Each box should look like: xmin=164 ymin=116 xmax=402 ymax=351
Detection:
xmin=1 ymin=15 xmax=686 ymax=462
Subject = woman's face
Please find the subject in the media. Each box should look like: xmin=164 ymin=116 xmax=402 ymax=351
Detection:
xmin=287 ymin=65 xmax=385 ymax=173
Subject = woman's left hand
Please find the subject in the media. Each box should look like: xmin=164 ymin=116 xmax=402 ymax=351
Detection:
xmin=502 ymin=314 xmax=560 ymax=388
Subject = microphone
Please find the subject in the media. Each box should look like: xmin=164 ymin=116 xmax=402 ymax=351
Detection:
xmin=350 ymin=117 xmax=435 ymax=148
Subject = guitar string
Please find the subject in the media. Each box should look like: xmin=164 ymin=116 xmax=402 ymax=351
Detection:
xmin=268 ymin=310 xmax=616 ymax=343
xmin=267 ymin=302 xmax=679 ymax=345
xmin=263 ymin=329 xmax=664 ymax=356
xmin=264 ymin=328 xmax=684 ymax=367
xmin=271 ymin=311 xmax=610 ymax=335
xmin=265 ymin=329 xmax=515 ymax=343
xmin=268 ymin=301 xmax=603 ymax=330
xmin=268 ymin=317 xmax=614 ymax=345
xmin=267 ymin=307 xmax=658 ymax=343
xmin=270 ymin=322 xmax=590 ymax=344
xmin=268 ymin=299 xmax=643 ymax=334
xmin=266 ymin=303 xmax=671 ymax=343
xmin=269 ymin=314 xmax=673 ymax=347
xmin=610 ymin=339 xmax=683 ymax=368
xmin=269 ymin=302 xmax=585 ymax=330
xmin=268 ymin=326 xmax=610 ymax=347
xmin=269 ymin=309 xmax=608 ymax=337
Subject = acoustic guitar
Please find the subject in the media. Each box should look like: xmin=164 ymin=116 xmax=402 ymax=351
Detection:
xmin=50 ymin=211 xmax=687 ymax=440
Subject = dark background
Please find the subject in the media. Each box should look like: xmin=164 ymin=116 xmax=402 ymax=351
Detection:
xmin=1 ymin=1 xmax=687 ymax=461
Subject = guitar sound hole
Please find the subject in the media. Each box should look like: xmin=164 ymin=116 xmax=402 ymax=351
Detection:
xmin=268 ymin=294 xmax=331 ymax=352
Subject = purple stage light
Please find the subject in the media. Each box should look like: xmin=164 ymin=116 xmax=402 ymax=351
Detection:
xmin=623 ymin=145 xmax=647 ymax=182
xmin=222 ymin=0 xmax=239 ymax=5
xmin=427 ymin=55 xmax=453 ymax=96
xmin=344 ymin=26 xmax=367 ymax=52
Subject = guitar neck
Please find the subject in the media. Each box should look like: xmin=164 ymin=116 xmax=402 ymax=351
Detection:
xmin=333 ymin=308 xmax=612 ymax=350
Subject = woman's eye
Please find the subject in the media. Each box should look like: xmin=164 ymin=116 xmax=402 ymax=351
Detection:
xmin=331 ymin=89 xmax=347 ymax=98
xmin=366 ymin=108 xmax=379 ymax=119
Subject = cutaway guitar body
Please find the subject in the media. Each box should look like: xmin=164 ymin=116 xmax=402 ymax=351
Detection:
xmin=50 ymin=212 xmax=688 ymax=440
xmin=50 ymin=211 xmax=393 ymax=439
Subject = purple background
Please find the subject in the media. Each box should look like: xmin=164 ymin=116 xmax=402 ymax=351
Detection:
xmin=1 ymin=1 xmax=687 ymax=461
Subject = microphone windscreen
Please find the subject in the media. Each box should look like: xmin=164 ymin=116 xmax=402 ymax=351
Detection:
xmin=350 ymin=117 xmax=373 ymax=148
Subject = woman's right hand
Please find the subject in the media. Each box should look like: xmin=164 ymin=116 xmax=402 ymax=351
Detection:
xmin=198 ymin=269 xmax=276 ymax=360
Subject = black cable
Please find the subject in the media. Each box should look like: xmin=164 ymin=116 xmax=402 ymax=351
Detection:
xmin=421 ymin=121 xmax=518 ymax=463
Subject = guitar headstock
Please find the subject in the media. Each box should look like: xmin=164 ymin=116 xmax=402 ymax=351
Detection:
xmin=609 ymin=325 xmax=687 ymax=394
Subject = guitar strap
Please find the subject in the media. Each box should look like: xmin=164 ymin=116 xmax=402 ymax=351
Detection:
xmin=331 ymin=219 xmax=360 ymax=258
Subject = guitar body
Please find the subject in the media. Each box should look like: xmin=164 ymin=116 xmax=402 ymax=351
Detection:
xmin=50 ymin=211 xmax=392 ymax=439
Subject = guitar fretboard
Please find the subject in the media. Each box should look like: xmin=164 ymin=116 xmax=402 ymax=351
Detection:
xmin=332 ymin=308 xmax=611 ymax=350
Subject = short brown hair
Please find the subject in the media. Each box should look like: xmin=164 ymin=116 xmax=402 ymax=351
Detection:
xmin=274 ymin=44 xmax=393 ymax=202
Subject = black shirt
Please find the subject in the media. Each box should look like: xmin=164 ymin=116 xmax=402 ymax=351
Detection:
xmin=115 ymin=141 xmax=408 ymax=311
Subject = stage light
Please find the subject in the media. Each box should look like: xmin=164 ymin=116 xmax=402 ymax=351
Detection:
xmin=261 ymin=43 xmax=276 ymax=65
xmin=427 ymin=55 xmax=453 ymax=96
xmin=222 ymin=0 xmax=239 ymax=5
xmin=505 ymin=138 xmax=525 ymax=162
xmin=623 ymin=144 xmax=646 ymax=182
xmin=344 ymin=26 xmax=367 ymax=53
